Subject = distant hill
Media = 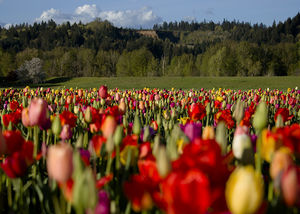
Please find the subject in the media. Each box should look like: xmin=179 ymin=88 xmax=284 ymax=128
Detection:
xmin=0 ymin=13 xmax=299 ymax=78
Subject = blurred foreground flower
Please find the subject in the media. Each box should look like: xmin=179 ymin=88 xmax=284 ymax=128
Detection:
xmin=226 ymin=165 xmax=264 ymax=214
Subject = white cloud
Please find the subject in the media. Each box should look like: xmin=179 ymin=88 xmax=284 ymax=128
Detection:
xmin=100 ymin=7 xmax=162 ymax=28
xmin=75 ymin=4 xmax=99 ymax=18
xmin=36 ymin=8 xmax=74 ymax=24
xmin=36 ymin=5 xmax=162 ymax=29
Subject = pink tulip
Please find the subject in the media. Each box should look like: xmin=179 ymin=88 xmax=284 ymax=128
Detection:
xmin=47 ymin=143 xmax=73 ymax=183
xmin=115 ymin=93 xmax=120 ymax=101
xmin=270 ymin=148 xmax=293 ymax=179
xmin=60 ymin=125 xmax=72 ymax=140
xmin=281 ymin=165 xmax=300 ymax=207
xmin=28 ymin=98 xmax=48 ymax=126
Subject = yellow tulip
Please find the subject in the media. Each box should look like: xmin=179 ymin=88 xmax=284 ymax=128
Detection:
xmin=261 ymin=129 xmax=283 ymax=163
xmin=202 ymin=126 xmax=215 ymax=140
xmin=120 ymin=145 xmax=139 ymax=166
xmin=226 ymin=165 xmax=264 ymax=214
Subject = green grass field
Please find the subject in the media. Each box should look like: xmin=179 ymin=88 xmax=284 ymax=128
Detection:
xmin=2 ymin=76 xmax=300 ymax=90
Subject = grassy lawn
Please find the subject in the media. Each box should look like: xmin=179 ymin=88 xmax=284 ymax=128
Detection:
xmin=2 ymin=76 xmax=300 ymax=90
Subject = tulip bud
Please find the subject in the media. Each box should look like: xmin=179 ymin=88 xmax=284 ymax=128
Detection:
xmin=216 ymin=122 xmax=227 ymax=155
xmin=142 ymin=126 xmax=150 ymax=142
xmin=106 ymin=135 xmax=115 ymax=153
xmin=226 ymin=165 xmax=264 ymax=214
xmin=74 ymin=105 xmax=79 ymax=114
xmin=206 ymin=103 xmax=211 ymax=115
xmin=76 ymin=134 xmax=84 ymax=148
xmin=84 ymin=107 xmax=92 ymax=124
xmin=233 ymin=100 xmax=244 ymax=125
xmin=52 ymin=116 xmax=62 ymax=136
xmin=202 ymin=126 xmax=215 ymax=140
xmin=113 ymin=125 xmax=123 ymax=146
xmin=253 ymin=101 xmax=268 ymax=131
xmin=73 ymin=168 xmax=98 ymax=213
xmin=123 ymin=116 xmax=128 ymax=128
xmin=156 ymin=113 xmax=162 ymax=127
xmin=275 ymin=114 xmax=284 ymax=128
xmin=47 ymin=143 xmax=73 ymax=183
xmin=156 ymin=145 xmax=171 ymax=178
xmin=133 ymin=113 xmax=141 ymax=136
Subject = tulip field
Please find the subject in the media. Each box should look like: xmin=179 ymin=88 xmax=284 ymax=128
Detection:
xmin=0 ymin=86 xmax=300 ymax=214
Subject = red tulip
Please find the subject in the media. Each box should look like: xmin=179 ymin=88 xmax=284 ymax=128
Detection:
xmin=188 ymin=103 xmax=206 ymax=121
xmin=1 ymin=152 xmax=28 ymax=178
xmin=0 ymin=141 xmax=34 ymax=178
xmin=99 ymin=85 xmax=108 ymax=99
xmin=9 ymin=100 xmax=19 ymax=112
xmin=161 ymin=169 xmax=211 ymax=214
xmin=60 ymin=111 xmax=77 ymax=128
xmin=0 ymin=129 xmax=6 ymax=155
xmin=274 ymin=108 xmax=293 ymax=123
xmin=3 ymin=130 xmax=25 ymax=155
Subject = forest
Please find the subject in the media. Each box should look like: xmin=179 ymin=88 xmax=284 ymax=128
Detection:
xmin=0 ymin=13 xmax=300 ymax=83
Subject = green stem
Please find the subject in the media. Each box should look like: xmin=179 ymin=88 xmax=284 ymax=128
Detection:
xmin=125 ymin=148 xmax=132 ymax=171
xmin=7 ymin=178 xmax=12 ymax=207
xmin=115 ymin=145 xmax=120 ymax=170
xmin=33 ymin=126 xmax=39 ymax=158
xmin=67 ymin=202 xmax=72 ymax=214
xmin=52 ymin=195 xmax=62 ymax=214
xmin=125 ymin=202 xmax=131 ymax=214
xmin=105 ymin=154 xmax=113 ymax=175
xmin=268 ymin=180 xmax=274 ymax=202
xmin=43 ymin=130 xmax=46 ymax=143
xmin=255 ymin=130 xmax=262 ymax=173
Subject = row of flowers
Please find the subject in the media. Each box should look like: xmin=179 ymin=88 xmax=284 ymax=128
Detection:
xmin=0 ymin=86 xmax=299 ymax=214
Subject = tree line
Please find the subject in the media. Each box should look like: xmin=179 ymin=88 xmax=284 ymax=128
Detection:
xmin=0 ymin=13 xmax=300 ymax=83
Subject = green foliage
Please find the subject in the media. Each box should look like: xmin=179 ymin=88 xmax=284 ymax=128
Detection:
xmin=117 ymin=48 xmax=158 ymax=76
xmin=0 ymin=13 xmax=300 ymax=78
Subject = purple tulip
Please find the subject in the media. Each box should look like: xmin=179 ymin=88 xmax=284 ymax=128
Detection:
xmin=180 ymin=122 xmax=202 ymax=141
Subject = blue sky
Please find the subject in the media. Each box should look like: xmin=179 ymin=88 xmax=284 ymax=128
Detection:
xmin=0 ymin=0 xmax=299 ymax=28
